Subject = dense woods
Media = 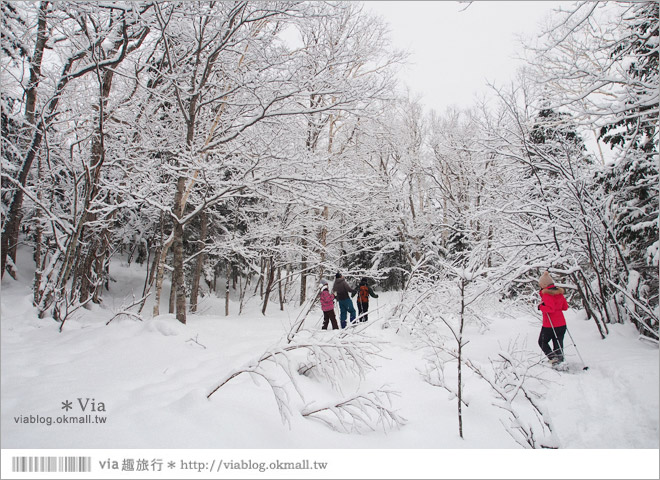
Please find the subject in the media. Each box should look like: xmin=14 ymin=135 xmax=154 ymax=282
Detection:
xmin=1 ymin=1 xmax=657 ymax=343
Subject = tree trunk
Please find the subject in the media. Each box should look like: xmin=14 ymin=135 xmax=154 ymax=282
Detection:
xmin=239 ymin=270 xmax=249 ymax=315
xmin=24 ymin=2 xmax=49 ymax=125
xmin=300 ymin=228 xmax=308 ymax=305
xmin=284 ymin=264 xmax=292 ymax=305
xmin=278 ymin=266 xmax=284 ymax=311
xmin=225 ymin=262 xmax=231 ymax=316
xmin=171 ymin=176 xmax=187 ymax=323
xmin=172 ymin=220 xmax=186 ymax=323
xmin=2 ymin=1 xmax=50 ymax=280
xmin=27 ymin=1 xmax=50 ymax=284
xmin=318 ymin=206 xmax=329 ymax=282
xmin=190 ymin=210 xmax=208 ymax=312
xmin=2 ymin=10 xmax=132 ymax=279
xmin=255 ymin=257 xmax=265 ymax=297
xmin=32 ymin=156 xmax=45 ymax=305
xmin=137 ymin=243 xmax=158 ymax=314
xmin=262 ymin=256 xmax=275 ymax=315
xmin=458 ymin=277 xmax=465 ymax=439
xmin=168 ymin=264 xmax=177 ymax=314
xmin=152 ymin=216 xmax=173 ymax=317
xmin=2 ymin=123 xmax=44 ymax=280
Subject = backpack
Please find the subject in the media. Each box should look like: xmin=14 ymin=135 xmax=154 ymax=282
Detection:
xmin=358 ymin=285 xmax=369 ymax=303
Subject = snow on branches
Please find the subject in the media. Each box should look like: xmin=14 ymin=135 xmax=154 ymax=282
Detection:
xmin=301 ymin=387 xmax=406 ymax=434
xmin=207 ymin=328 xmax=405 ymax=433
xmin=466 ymin=345 xmax=558 ymax=449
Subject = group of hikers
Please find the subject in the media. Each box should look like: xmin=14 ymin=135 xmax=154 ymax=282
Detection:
xmin=318 ymin=269 xmax=569 ymax=366
xmin=319 ymin=272 xmax=379 ymax=329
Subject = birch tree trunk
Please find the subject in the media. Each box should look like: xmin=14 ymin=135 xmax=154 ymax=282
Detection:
xmin=27 ymin=1 xmax=50 ymax=289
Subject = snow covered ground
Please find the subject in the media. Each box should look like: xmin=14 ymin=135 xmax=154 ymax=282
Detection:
xmin=1 ymin=255 xmax=658 ymax=478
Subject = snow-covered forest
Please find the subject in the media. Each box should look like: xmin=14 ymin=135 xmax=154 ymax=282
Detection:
xmin=1 ymin=1 xmax=658 ymax=478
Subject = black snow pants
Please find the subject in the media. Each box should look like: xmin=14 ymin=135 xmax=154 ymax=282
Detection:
xmin=357 ymin=301 xmax=369 ymax=322
xmin=322 ymin=310 xmax=339 ymax=330
xmin=538 ymin=325 xmax=566 ymax=361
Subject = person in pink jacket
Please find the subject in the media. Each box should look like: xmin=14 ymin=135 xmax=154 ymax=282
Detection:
xmin=537 ymin=271 xmax=569 ymax=364
xmin=319 ymin=280 xmax=338 ymax=330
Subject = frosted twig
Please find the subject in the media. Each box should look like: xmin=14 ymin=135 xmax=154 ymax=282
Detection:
xmin=301 ymin=387 xmax=407 ymax=434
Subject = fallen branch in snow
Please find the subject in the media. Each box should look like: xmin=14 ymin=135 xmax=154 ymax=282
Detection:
xmin=207 ymin=330 xmax=394 ymax=430
xmin=105 ymin=311 xmax=144 ymax=325
xmin=294 ymin=334 xmax=386 ymax=393
xmin=301 ymin=387 xmax=407 ymax=434
xmin=186 ymin=335 xmax=207 ymax=349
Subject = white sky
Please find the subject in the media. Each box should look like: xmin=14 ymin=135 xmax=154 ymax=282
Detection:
xmin=365 ymin=1 xmax=566 ymax=113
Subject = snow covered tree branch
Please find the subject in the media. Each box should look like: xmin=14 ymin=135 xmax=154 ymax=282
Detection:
xmin=207 ymin=329 xmax=402 ymax=432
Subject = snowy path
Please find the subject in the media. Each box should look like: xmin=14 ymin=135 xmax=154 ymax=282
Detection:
xmin=1 ymin=266 xmax=657 ymax=451
xmin=543 ymin=318 xmax=659 ymax=448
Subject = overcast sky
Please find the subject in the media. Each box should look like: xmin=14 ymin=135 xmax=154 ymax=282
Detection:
xmin=365 ymin=1 xmax=566 ymax=113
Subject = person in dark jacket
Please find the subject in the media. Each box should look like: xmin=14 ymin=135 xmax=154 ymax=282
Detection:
xmin=537 ymin=271 xmax=569 ymax=364
xmin=331 ymin=272 xmax=356 ymax=328
xmin=352 ymin=277 xmax=379 ymax=322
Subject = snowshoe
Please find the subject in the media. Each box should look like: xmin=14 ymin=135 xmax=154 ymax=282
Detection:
xmin=551 ymin=361 xmax=587 ymax=373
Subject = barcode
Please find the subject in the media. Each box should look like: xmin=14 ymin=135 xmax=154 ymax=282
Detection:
xmin=11 ymin=456 xmax=91 ymax=473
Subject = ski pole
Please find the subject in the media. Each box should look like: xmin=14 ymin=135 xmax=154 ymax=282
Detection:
xmin=545 ymin=312 xmax=589 ymax=371
xmin=564 ymin=326 xmax=589 ymax=370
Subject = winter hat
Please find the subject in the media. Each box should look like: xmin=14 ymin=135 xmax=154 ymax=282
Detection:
xmin=539 ymin=271 xmax=554 ymax=289
xmin=360 ymin=277 xmax=369 ymax=285
xmin=320 ymin=279 xmax=328 ymax=290
xmin=335 ymin=272 xmax=342 ymax=279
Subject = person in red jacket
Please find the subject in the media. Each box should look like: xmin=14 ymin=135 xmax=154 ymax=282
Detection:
xmin=537 ymin=271 xmax=569 ymax=364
